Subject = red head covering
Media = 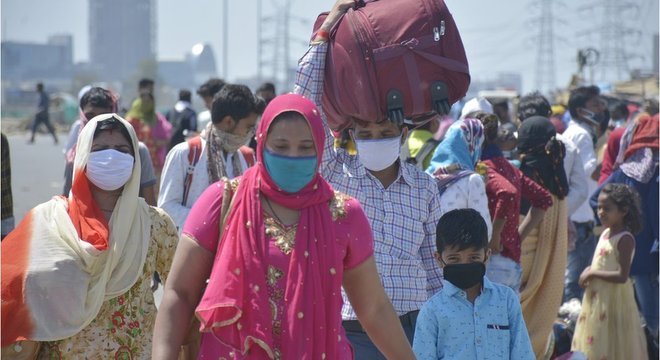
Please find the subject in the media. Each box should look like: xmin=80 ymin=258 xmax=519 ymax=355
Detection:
xmin=255 ymin=93 xmax=333 ymax=206
xmin=624 ymin=113 xmax=659 ymax=160
xmin=599 ymin=127 xmax=626 ymax=185
xmin=196 ymin=94 xmax=342 ymax=358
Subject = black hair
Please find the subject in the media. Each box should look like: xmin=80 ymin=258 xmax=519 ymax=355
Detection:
xmin=610 ymin=101 xmax=629 ymax=119
xmin=197 ymin=78 xmax=226 ymax=98
xmin=436 ymin=208 xmax=489 ymax=253
xmin=257 ymin=82 xmax=276 ymax=94
xmin=211 ymin=84 xmax=265 ymax=124
xmin=36 ymin=83 xmax=44 ymax=91
xmin=92 ymin=116 xmax=134 ymax=154
xmin=600 ymin=183 xmax=643 ymax=234
xmin=473 ymin=111 xmax=500 ymax=145
xmin=140 ymin=92 xmax=154 ymax=101
xmin=80 ymin=87 xmax=114 ymax=110
xmin=268 ymin=111 xmax=308 ymax=135
xmin=518 ymin=91 xmax=552 ymax=121
xmin=138 ymin=78 xmax=154 ymax=90
xmin=178 ymin=89 xmax=192 ymax=102
xmin=255 ymin=96 xmax=267 ymax=114
xmin=644 ymin=98 xmax=659 ymax=116
xmin=568 ymin=85 xmax=600 ymax=119
xmin=352 ymin=116 xmax=405 ymax=132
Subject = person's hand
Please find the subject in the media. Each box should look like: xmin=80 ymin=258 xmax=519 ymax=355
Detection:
xmin=332 ymin=0 xmax=357 ymax=13
xmin=591 ymin=163 xmax=602 ymax=182
xmin=489 ymin=233 xmax=502 ymax=254
xmin=319 ymin=0 xmax=356 ymax=34
xmin=578 ymin=266 xmax=592 ymax=288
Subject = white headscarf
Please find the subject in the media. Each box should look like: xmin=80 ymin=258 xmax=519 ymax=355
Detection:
xmin=460 ymin=97 xmax=493 ymax=119
xmin=2 ymin=114 xmax=151 ymax=343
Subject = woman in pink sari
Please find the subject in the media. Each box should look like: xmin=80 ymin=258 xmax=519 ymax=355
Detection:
xmin=152 ymin=93 xmax=414 ymax=359
xmin=126 ymin=92 xmax=172 ymax=174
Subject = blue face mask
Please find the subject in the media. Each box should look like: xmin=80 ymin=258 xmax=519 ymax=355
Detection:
xmin=263 ymin=148 xmax=318 ymax=193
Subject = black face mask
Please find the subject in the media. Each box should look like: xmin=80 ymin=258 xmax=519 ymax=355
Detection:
xmin=580 ymin=108 xmax=610 ymax=137
xmin=442 ymin=262 xmax=486 ymax=290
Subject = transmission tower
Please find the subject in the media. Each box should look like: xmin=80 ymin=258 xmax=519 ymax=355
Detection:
xmin=256 ymin=0 xmax=288 ymax=90
xmin=596 ymin=0 xmax=636 ymax=83
xmin=257 ymin=0 xmax=308 ymax=91
xmin=535 ymin=0 xmax=556 ymax=94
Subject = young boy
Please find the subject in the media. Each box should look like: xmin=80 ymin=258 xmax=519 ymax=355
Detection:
xmin=413 ymin=208 xmax=534 ymax=359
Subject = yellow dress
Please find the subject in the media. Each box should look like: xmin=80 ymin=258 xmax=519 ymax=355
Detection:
xmin=571 ymin=228 xmax=648 ymax=360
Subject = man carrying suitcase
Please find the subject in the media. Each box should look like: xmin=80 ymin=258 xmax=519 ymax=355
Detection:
xmin=295 ymin=1 xmax=445 ymax=357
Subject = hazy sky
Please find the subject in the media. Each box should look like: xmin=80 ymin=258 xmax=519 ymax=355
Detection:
xmin=2 ymin=0 xmax=658 ymax=93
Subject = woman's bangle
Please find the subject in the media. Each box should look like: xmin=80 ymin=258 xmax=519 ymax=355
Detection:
xmin=316 ymin=29 xmax=330 ymax=41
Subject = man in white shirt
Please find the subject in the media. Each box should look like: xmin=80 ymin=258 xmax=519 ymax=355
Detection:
xmin=158 ymin=84 xmax=265 ymax=230
xmin=561 ymin=85 xmax=608 ymax=302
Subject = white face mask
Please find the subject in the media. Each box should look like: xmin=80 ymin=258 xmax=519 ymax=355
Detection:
xmin=355 ymin=135 xmax=402 ymax=171
xmin=86 ymin=149 xmax=134 ymax=191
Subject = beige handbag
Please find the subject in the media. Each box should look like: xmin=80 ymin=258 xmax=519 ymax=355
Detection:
xmin=178 ymin=177 xmax=237 ymax=360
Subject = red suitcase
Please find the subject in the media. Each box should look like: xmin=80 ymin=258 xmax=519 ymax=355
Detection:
xmin=313 ymin=0 xmax=470 ymax=131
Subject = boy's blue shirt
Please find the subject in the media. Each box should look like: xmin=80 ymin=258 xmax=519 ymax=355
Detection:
xmin=413 ymin=276 xmax=535 ymax=359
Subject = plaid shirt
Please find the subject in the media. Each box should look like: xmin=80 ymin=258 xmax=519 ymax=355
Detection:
xmin=294 ymin=43 xmax=443 ymax=320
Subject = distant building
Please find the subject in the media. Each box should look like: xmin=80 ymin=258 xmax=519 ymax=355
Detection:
xmin=467 ymin=72 xmax=523 ymax=99
xmin=158 ymin=43 xmax=218 ymax=93
xmin=1 ymin=35 xmax=74 ymax=87
xmin=188 ymin=43 xmax=218 ymax=87
xmin=158 ymin=61 xmax=194 ymax=91
xmin=89 ymin=0 xmax=156 ymax=82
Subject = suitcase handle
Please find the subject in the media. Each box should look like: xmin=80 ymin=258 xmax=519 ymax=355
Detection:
xmin=431 ymin=81 xmax=451 ymax=115
xmin=387 ymin=89 xmax=405 ymax=126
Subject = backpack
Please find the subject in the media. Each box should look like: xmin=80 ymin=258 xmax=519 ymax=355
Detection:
xmin=313 ymin=0 xmax=470 ymax=132
xmin=182 ymin=137 xmax=255 ymax=206
xmin=168 ymin=107 xmax=197 ymax=151
xmin=400 ymin=137 xmax=440 ymax=170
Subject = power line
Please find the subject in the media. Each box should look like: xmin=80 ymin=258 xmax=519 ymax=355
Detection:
xmin=257 ymin=0 xmax=308 ymax=91
xmin=223 ymin=0 xmax=228 ymax=78
xmin=534 ymin=0 xmax=556 ymax=94
xmin=597 ymin=0 xmax=636 ymax=82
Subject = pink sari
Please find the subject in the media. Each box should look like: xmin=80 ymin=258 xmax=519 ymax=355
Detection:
xmin=152 ymin=112 xmax=172 ymax=170
xmin=195 ymin=94 xmax=343 ymax=359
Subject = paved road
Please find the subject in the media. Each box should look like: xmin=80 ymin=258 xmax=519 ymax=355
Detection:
xmin=6 ymin=132 xmax=67 ymax=225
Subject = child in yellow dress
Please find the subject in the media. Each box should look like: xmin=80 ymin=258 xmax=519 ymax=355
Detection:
xmin=571 ymin=183 xmax=648 ymax=360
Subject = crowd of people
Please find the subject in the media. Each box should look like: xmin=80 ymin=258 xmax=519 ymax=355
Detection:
xmin=2 ymin=1 xmax=658 ymax=359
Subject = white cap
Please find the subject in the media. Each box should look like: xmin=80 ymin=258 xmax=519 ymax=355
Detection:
xmin=78 ymin=85 xmax=93 ymax=101
xmin=460 ymin=97 xmax=493 ymax=119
